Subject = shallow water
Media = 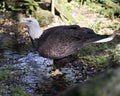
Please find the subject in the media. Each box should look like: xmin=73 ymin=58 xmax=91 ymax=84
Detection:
xmin=0 ymin=50 xmax=98 ymax=95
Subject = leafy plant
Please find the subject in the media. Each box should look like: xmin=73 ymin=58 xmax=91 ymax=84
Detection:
xmin=0 ymin=0 xmax=40 ymax=16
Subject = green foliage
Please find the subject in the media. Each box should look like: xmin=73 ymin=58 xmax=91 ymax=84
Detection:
xmin=0 ymin=0 xmax=40 ymax=16
xmin=9 ymin=85 xmax=30 ymax=96
xmin=0 ymin=84 xmax=30 ymax=96
xmin=0 ymin=0 xmax=119 ymax=20
xmin=75 ymin=0 xmax=101 ymax=4
xmin=0 ymin=64 xmax=30 ymax=96
xmin=0 ymin=69 xmax=12 ymax=80
xmin=91 ymin=20 xmax=103 ymax=33
xmin=74 ymin=0 xmax=120 ymax=18
xmin=0 ymin=65 xmax=13 ymax=80
xmin=21 ymin=0 xmax=39 ymax=16
xmin=0 ymin=0 xmax=53 ymax=26
xmin=100 ymin=0 xmax=120 ymax=18
xmin=55 ymin=1 xmax=77 ymax=24
xmin=107 ymin=22 xmax=120 ymax=30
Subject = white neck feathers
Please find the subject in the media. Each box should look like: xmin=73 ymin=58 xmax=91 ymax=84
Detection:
xmin=22 ymin=17 xmax=43 ymax=40
xmin=28 ymin=25 xmax=43 ymax=40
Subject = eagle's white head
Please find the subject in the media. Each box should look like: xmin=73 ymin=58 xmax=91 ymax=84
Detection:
xmin=21 ymin=17 xmax=43 ymax=40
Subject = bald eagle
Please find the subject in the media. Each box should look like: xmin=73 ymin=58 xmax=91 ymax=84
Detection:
xmin=21 ymin=17 xmax=120 ymax=71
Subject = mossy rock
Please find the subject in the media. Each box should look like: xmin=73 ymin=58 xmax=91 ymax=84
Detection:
xmin=0 ymin=34 xmax=15 ymax=49
xmin=0 ymin=33 xmax=30 ymax=52
xmin=33 ymin=8 xmax=54 ymax=27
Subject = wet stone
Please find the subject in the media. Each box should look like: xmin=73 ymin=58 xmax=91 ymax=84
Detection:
xmin=0 ymin=50 xmax=99 ymax=96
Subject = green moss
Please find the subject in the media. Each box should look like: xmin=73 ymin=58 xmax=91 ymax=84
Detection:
xmin=0 ymin=64 xmax=30 ymax=96
xmin=0 ymin=65 xmax=14 ymax=80
xmin=107 ymin=22 xmax=120 ymax=30
xmin=9 ymin=85 xmax=30 ymax=96
xmin=0 ymin=84 xmax=30 ymax=96
xmin=0 ymin=69 xmax=12 ymax=80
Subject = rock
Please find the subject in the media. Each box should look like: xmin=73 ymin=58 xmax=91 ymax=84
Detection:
xmin=33 ymin=8 xmax=54 ymax=27
xmin=0 ymin=33 xmax=16 ymax=49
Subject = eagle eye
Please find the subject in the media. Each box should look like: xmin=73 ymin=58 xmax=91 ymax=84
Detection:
xmin=28 ymin=20 xmax=32 ymax=22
